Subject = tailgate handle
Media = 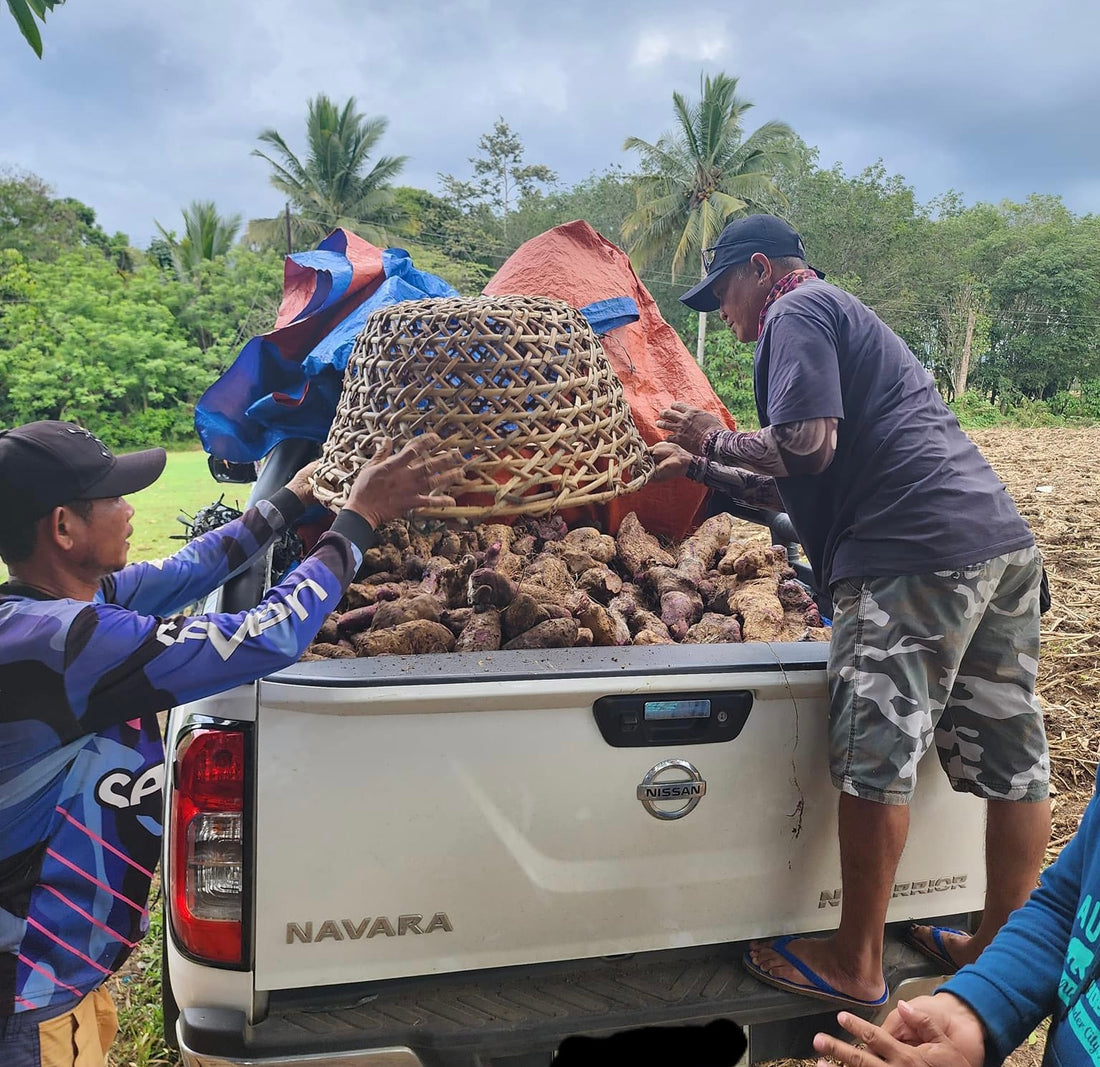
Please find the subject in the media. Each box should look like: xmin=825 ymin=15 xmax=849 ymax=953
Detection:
xmin=592 ymin=691 xmax=753 ymax=748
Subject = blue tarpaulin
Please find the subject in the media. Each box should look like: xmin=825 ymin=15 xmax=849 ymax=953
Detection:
xmin=194 ymin=230 xmax=458 ymax=463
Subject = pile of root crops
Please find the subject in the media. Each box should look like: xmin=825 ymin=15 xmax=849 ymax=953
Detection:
xmin=305 ymin=511 xmax=828 ymax=659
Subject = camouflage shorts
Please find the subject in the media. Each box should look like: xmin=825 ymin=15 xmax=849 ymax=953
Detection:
xmin=828 ymin=545 xmax=1049 ymax=805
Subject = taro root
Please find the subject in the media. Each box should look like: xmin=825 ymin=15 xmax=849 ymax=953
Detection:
xmin=677 ymin=513 xmax=736 ymax=585
xmin=306 ymin=641 xmax=356 ymax=659
xmin=578 ymin=565 xmax=623 ymax=603
xmin=685 ymin=613 xmax=744 ymax=644
xmin=729 ymin=581 xmax=786 ymax=642
xmin=371 ymin=593 xmax=443 ymax=630
xmin=420 ymin=554 xmax=476 ymax=608
xmin=633 ymin=628 xmax=673 ymax=645
xmin=343 ymin=582 xmax=377 ymax=610
xmin=502 ymin=592 xmax=551 ymax=642
xmin=519 ymin=553 xmax=575 ymax=602
xmin=352 ymin=619 xmax=456 ymax=657
xmin=511 ymin=533 xmax=538 ymax=558
xmin=562 ymin=526 xmax=617 ymax=564
xmin=477 ymin=524 xmax=516 ymax=553
xmin=358 ymin=544 xmax=404 ymax=576
xmin=502 ymin=617 xmax=579 ymax=650
xmin=615 ymin=511 xmax=675 ymax=579
xmin=566 ymin=591 xmax=629 ymax=647
xmin=375 ymin=521 xmax=411 ymax=552
xmin=778 ymin=579 xmax=816 ymax=613
xmin=550 ymin=528 xmax=617 ymax=576
xmin=643 ymin=565 xmax=704 ymax=642
xmin=608 ymin=584 xmax=672 ymax=642
xmin=434 ymin=530 xmax=466 ymax=561
xmin=468 ymin=544 xmax=519 ymax=611
xmin=441 ymin=607 xmax=475 ymax=636
xmin=336 ymin=602 xmax=385 ymax=636
xmin=524 ymin=514 xmax=569 ymax=544
xmin=455 ymin=608 xmax=503 ymax=652
xmin=317 ymin=616 xmax=340 ymax=644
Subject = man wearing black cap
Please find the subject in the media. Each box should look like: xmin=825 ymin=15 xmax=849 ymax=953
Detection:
xmin=0 ymin=421 xmax=463 ymax=1067
xmin=654 ymin=216 xmax=1049 ymax=1011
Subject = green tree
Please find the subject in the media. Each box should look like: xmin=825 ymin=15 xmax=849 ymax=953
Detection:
xmin=171 ymin=247 xmax=285 ymax=368
xmin=155 ymin=200 xmax=243 ymax=278
xmin=439 ymin=118 xmax=557 ymax=244
xmin=6 ymin=0 xmax=64 ymax=57
xmin=0 ymin=168 xmax=131 ymax=266
xmin=622 ymin=73 xmax=795 ymax=363
xmin=980 ymin=216 xmax=1100 ymax=402
xmin=0 ymin=249 xmax=203 ymax=441
xmin=250 ymin=94 xmax=407 ymax=250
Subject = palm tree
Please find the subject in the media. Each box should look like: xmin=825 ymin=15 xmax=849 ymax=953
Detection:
xmin=623 ymin=73 xmax=795 ymax=364
xmin=249 ymin=95 xmax=407 ymax=251
xmin=154 ymin=200 xmax=242 ymax=278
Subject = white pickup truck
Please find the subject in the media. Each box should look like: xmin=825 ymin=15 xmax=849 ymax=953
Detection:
xmin=163 ymin=442 xmax=986 ymax=1067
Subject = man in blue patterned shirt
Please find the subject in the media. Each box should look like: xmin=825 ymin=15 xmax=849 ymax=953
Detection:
xmin=0 ymin=421 xmax=463 ymax=1067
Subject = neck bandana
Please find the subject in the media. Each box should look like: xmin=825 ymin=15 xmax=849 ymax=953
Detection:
xmin=758 ymin=268 xmax=821 ymax=335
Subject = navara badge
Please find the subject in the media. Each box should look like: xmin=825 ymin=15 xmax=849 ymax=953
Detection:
xmin=637 ymin=759 xmax=706 ymax=820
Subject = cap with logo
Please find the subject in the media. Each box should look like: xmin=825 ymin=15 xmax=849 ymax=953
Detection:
xmin=0 ymin=421 xmax=167 ymax=530
xmin=679 ymin=214 xmax=824 ymax=313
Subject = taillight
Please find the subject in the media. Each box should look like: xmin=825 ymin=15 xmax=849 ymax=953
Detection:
xmin=170 ymin=728 xmax=246 ymax=965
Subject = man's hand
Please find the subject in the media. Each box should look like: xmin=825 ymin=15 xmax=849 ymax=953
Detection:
xmin=656 ymin=403 xmax=725 ymax=455
xmin=813 ymin=999 xmax=984 ymax=1067
xmin=342 ymin=434 xmax=466 ymax=527
xmin=285 ymin=460 xmax=321 ymax=506
xmin=881 ymin=995 xmax=987 ymax=1066
xmin=649 ymin=441 xmax=693 ymax=482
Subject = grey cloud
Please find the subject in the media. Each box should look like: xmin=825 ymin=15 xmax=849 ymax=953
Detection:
xmin=2 ymin=0 xmax=1097 ymax=250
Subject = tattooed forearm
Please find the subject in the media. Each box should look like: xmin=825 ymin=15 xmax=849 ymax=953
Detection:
xmin=686 ymin=458 xmax=785 ymax=511
xmin=702 ymin=418 xmax=838 ymax=478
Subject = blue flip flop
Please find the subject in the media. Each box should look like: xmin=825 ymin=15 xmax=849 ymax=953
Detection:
xmin=904 ymin=923 xmax=967 ymax=974
xmin=742 ymin=935 xmax=889 ymax=1009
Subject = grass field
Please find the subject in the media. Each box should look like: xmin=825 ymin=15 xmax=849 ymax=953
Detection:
xmin=0 ymin=449 xmax=251 ymax=585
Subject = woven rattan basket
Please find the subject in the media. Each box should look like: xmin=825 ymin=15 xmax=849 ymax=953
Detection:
xmin=311 ymin=295 xmax=654 ymax=520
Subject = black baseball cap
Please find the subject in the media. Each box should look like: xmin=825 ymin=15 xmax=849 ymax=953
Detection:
xmin=680 ymin=215 xmax=824 ymax=312
xmin=0 ymin=421 xmax=166 ymax=529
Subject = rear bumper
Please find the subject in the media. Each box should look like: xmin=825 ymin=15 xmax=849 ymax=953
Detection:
xmin=180 ymin=1035 xmax=421 ymax=1067
xmin=176 ymin=926 xmax=958 ymax=1067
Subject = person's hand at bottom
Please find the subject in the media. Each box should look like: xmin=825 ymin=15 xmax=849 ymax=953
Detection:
xmin=813 ymin=998 xmax=984 ymax=1067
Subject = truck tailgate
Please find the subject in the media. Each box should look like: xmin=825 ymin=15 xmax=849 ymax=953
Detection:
xmin=251 ymin=645 xmax=985 ymax=993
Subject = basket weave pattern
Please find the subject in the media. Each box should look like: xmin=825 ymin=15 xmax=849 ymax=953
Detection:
xmin=311 ymin=295 xmax=654 ymax=520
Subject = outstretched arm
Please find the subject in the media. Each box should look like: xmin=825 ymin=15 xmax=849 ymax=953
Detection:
xmin=101 ymin=462 xmax=322 ymax=617
xmin=649 ymin=441 xmax=784 ymax=511
xmin=68 ymin=437 xmax=466 ymax=732
xmin=656 ymin=404 xmax=838 ymax=479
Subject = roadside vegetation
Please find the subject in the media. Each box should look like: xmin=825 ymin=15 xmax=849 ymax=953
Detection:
xmin=3 ymin=77 xmax=1100 ymax=452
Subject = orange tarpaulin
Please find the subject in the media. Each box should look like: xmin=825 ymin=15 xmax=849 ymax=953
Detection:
xmin=482 ymin=220 xmax=736 ymax=541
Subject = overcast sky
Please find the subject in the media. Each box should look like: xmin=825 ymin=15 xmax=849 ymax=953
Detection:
xmin=3 ymin=0 xmax=1099 ymax=250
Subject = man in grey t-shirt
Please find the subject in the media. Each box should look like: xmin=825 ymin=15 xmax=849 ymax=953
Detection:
xmin=656 ymin=215 xmax=1049 ymax=1010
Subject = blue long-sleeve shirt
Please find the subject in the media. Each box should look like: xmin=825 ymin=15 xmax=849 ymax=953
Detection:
xmin=944 ymin=780 xmax=1100 ymax=1067
xmin=0 ymin=490 xmax=370 ymax=1016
